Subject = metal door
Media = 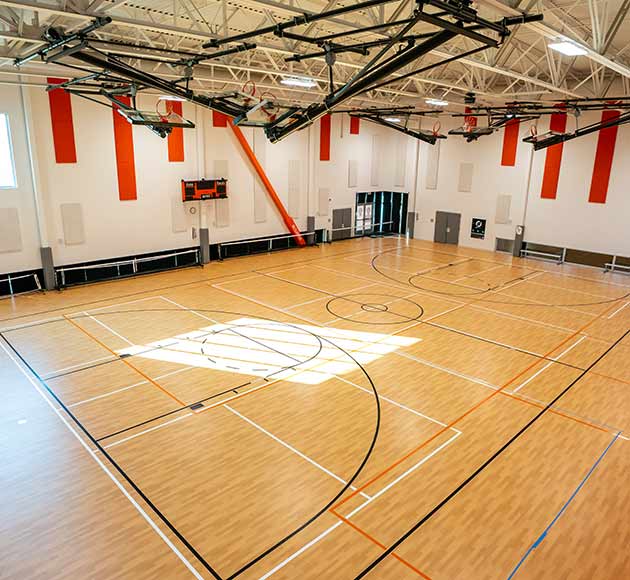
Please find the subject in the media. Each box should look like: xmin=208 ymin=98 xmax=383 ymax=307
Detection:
xmin=332 ymin=207 xmax=352 ymax=240
xmin=434 ymin=211 xmax=448 ymax=243
xmin=434 ymin=211 xmax=460 ymax=244
xmin=446 ymin=213 xmax=461 ymax=244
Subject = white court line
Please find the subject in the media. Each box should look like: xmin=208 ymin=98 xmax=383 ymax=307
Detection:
xmin=42 ymin=354 xmax=118 ymax=379
xmin=103 ymin=413 xmax=193 ymax=449
xmin=68 ymin=366 xmax=195 ymax=408
xmin=82 ymin=311 xmax=135 ymax=346
xmin=526 ymin=279 xmax=614 ymax=299
xmin=607 ymin=301 xmax=630 ymax=319
xmin=333 ymin=374 xmax=449 ymax=429
xmin=225 ymin=405 xmax=371 ymax=500
xmin=0 ymin=340 xmax=205 ymax=580
xmin=75 ymin=295 xmax=164 ymax=315
xmin=452 ymin=263 xmax=505 ymax=282
xmin=286 ymin=283 xmax=381 ymax=311
xmin=258 ymin=430 xmax=462 ymax=579
xmin=394 ymin=349 xmax=498 ymax=391
xmin=469 ymin=303 xmax=577 ymax=334
xmin=427 ymin=321 xmax=551 ymax=359
xmin=511 ymin=335 xmax=587 ymax=394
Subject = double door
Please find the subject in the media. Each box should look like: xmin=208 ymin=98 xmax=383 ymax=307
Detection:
xmin=434 ymin=211 xmax=461 ymax=244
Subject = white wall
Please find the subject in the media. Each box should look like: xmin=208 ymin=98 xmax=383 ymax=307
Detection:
xmin=0 ymin=84 xmax=42 ymax=273
xmin=413 ymin=112 xmax=630 ymax=257
xmin=0 ymin=89 xmax=411 ymax=275
xmin=5 ymin=88 xmax=628 ymax=278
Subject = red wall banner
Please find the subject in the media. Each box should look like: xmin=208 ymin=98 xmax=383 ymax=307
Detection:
xmin=112 ymin=96 xmax=137 ymax=201
xmin=46 ymin=77 xmax=77 ymax=164
xmin=540 ymin=110 xmax=568 ymax=199
xmin=320 ymin=114 xmax=331 ymax=161
xmin=501 ymin=119 xmax=520 ymax=166
xmin=588 ymin=109 xmax=620 ymax=204
xmin=350 ymin=116 xmax=360 ymax=135
xmin=167 ymin=100 xmax=185 ymax=162
xmin=212 ymin=110 xmax=229 ymax=127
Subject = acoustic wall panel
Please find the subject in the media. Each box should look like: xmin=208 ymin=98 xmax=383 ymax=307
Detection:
xmin=495 ymin=194 xmax=512 ymax=224
xmin=370 ymin=135 xmax=381 ymax=186
xmin=0 ymin=207 xmax=22 ymax=253
xmin=395 ymin=137 xmax=406 ymax=186
xmin=213 ymin=159 xmax=229 ymax=178
xmin=213 ymin=159 xmax=230 ymax=226
xmin=216 ymin=199 xmax=230 ymax=227
xmin=47 ymin=78 xmax=77 ymax=163
xmin=167 ymin=100 xmax=184 ymax=162
xmin=318 ymin=187 xmax=330 ymax=216
xmin=60 ymin=203 xmax=85 ymax=245
xmin=288 ymin=160 xmax=301 ymax=218
xmin=253 ymin=130 xmax=267 ymax=223
xmin=589 ymin=109 xmax=619 ymax=204
xmin=348 ymin=160 xmax=358 ymax=188
xmin=425 ymin=141 xmax=440 ymax=190
xmin=171 ymin=196 xmax=187 ymax=233
xmin=458 ymin=162 xmax=474 ymax=192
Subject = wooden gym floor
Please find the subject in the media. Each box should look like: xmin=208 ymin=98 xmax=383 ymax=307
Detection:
xmin=1 ymin=237 xmax=629 ymax=580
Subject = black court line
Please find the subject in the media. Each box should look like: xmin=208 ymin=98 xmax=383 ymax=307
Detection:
xmin=354 ymin=328 xmax=630 ymax=579
xmin=2 ymin=307 xmax=382 ymax=580
xmin=255 ymin=271 xmax=589 ymax=373
xmin=97 ymin=380 xmax=253 ymax=442
xmin=0 ymin=331 xmax=224 ymax=580
xmin=371 ymin=248 xmax=630 ymax=308
xmin=0 ymin=240 xmax=406 ymax=326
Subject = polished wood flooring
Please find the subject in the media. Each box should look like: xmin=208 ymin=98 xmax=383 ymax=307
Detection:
xmin=1 ymin=237 xmax=629 ymax=580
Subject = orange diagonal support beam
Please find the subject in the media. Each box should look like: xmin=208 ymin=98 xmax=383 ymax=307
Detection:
xmin=228 ymin=119 xmax=306 ymax=246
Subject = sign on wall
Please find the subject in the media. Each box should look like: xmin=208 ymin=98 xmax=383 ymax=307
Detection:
xmin=471 ymin=218 xmax=486 ymax=239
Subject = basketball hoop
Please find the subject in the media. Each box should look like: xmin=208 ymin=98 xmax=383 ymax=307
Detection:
xmin=529 ymin=124 xmax=538 ymax=137
xmin=242 ymin=80 xmax=256 ymax=105
xmin=155 ymin=98 xmax=174 ymax=121
xmin=260 ymin=91 xmax=279 ymax=121
xmin=432 ymin=121 xmax=441 ymax=137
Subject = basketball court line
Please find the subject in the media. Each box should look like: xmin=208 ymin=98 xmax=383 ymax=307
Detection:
xmin=510 ymin=336 xmax=588 ymax=394
xmin=0 ymin=240 xmax=408 ymax=327
xmin=42 ymin=354 xmax=118 ymax=379
xmin=331 ymin=296 xmax=627 ymax=518
xmin=224 ymin=405 xmax=372 ymax=500
xmin=68 ymin=367 xmax=195 ymax=408
xmin=259 ymin=430 xmax=462 ymax=579
xmin=103 ymin=413 xmax=193 ymax=449
xmin=507 ymin=430 xmax=622 ymax=579
xmin=248 ymin=269 xmax=585 ymax=372
xmin=63 ymin=314 xmax=188 ymax=407
xmin=0 ymin=337 xmax=212 ymax=580
xmin=82 ymin=310 xmax=135 ymax=346
xmin=607 ymin=300 xmax=630 ymax=319
xmin=208 ymin=281 xmax=618 ymax=437
xmin=351 ymin=326 xmax=629 ymax=578
xmin=452 ymin=263 xmax=508 ymax=282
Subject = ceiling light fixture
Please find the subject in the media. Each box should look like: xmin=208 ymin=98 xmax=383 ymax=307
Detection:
xmin=280 ymin=76 xmax=318 ymax=88
xmin=548 ymin=40 xmax=587 ymax=56
xmin=383 ymin=116 xmax=402 ymax=123
xmin=425 ymin=98 xmax=448 ymax=107
xmin=159 ymin=95 xmax=187 ymax=101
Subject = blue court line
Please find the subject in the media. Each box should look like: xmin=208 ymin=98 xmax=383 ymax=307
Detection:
xmin=507 ymin=431 xmax=622 ymax=579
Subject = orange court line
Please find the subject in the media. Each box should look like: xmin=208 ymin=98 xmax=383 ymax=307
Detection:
xmin=63 ymin=315 xmax=188 ymax=407
xmin=332 ymin=512 xmax=432 ymax=580
xmin=331 ymin=295 xmax=625 ymax=512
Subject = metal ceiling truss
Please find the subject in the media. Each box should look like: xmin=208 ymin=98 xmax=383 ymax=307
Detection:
xmin=9 ymin=0 xmax=542 ymax=143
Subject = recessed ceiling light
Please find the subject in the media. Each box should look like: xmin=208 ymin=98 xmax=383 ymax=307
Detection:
xmin=425 ymin=98 xmax=448 ymax=107
xmin=383 ymin=116 xmax=401 ymax=123
xmin=158 ymin=95 xmax=187 ymax=101
xmin=548 ymin=40 xmax=587 ymax=56
xmin=280 ymin=76 xmax=318 ymax=88
xmin=17 ymin=419 xmax=27 ymax=425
